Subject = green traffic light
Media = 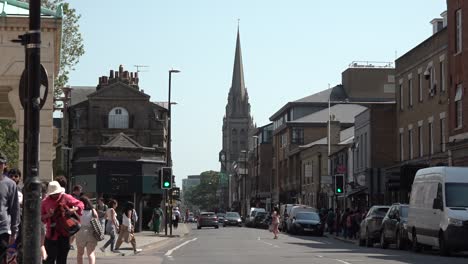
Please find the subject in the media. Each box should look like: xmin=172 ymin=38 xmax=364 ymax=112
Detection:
xmin=164 ymin=182 xmax=170 ymax=187
xmin=337 ymin=188 xmax=342 ymax=193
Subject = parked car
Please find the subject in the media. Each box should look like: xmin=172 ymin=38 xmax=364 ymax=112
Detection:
xmin=289 ymin=211 xmax=323 ymax=236
xmin=286 ymin=205 xmax=317 ymax=233
xmin=197 ymin=212 xmax=219 ymax=229
xmin=217 ymin=213 xmax=226 ymax=225
xmin=246 ymin=208 xmax=266 ymax=227
xmin=358 ymin=206 xmax=390 ymax=247
xmin=407 ymin=167 xmax=468 ymax=255
xmin=279 ymin=204 xmax=299 ymax=231
xmin=380 ymin=204 xmax=409 ymax=249
xmin=253 ymin=212 xmax=269 ymax=229
xmin=223 ymin=212 xmax=242 ymax=227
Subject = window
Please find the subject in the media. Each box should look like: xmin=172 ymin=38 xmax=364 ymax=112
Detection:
xmin=399 ymin=84 xmax=404 ymax=110
xmin=418 ymin=73 xmax=423 ymax=102
xmin=440 ymin=118 xmax=446 ymax=152
xmin=418 ymin=125 xmax=423 ymax=157
xmin=291 ymin=128 xmax=304 ymax=144
xmin=108 ymin=107 xmax=129 ymax=129
xmin=440 ymin=61 xmax=445 ymax=92
xmin=400 ymin=131 xmax=404 ymax=161
xmin=456 ymin=9 xmax=462 ymax=54
xmin=408 ymin=129 xmax=413 ymax=159
xmin=281 ymin=133 xmax=288 ymax=148
xmin=429 ymin=122 xmax=434 ymax=155
xmin=408 ymin=79 xmax=413 ymax=107
xmin=428 ymin=66 xmax=435 ymax=97
xmin=455 ymin=84 xmax=463 ymax=128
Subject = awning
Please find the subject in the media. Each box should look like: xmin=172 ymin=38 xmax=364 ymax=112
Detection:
xmin=346 ymin=186 xmax=368 ymax=197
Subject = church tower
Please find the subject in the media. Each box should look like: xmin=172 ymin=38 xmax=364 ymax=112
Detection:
xmin=220 ymin=28 xmax=254 ymax=211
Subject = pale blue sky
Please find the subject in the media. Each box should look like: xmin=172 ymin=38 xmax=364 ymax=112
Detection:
xmin=68 ymin=0 xmax=446 ymax=187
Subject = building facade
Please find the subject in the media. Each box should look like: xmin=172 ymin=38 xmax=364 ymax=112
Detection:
xmin=447 ymin=1 xmax=468 ymax=165
xmin=393 ymin=16 xmax=449 ymax=202
xmin=0 ymin=1 xmax=62 ymax=181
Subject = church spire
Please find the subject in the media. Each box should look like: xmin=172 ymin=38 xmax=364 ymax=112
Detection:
xmin=230 ymin=26 xmax=246 ymax=100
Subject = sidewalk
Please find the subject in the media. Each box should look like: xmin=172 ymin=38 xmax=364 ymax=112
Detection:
xmin=325 ymin=233 xmax=358 ymax=245
xmin=67 ymin=223 xmax=191 ymax=259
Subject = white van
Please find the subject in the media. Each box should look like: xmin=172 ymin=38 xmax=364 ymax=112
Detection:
xmin=407 ymin=167 xmax=468 ymax=255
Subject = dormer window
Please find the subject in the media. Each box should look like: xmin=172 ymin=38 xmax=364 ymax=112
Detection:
xmin=109 ymin=107 xmax=129 ymax=128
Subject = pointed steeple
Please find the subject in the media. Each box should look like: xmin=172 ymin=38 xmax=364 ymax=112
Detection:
xmin=230 ymin=26 xmax=246 ymax=100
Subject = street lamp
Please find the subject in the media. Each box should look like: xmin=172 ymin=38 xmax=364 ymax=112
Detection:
xmin=166 ymin=68 xmax=180 ymax=236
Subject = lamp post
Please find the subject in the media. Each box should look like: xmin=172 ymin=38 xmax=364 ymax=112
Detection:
xmin=166 ymin=69 xmax=180 ymax=236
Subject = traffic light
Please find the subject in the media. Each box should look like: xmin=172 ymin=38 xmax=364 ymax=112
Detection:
xmin=172 ymin=187 xmax=180 ymax=200
xmin=161 ymin=167 xmax=172 ymax=189
xmin=335 ymin=174 xmax=344 ymax=195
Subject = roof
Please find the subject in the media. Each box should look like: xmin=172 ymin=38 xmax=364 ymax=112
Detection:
xmin=270 ymin=85 xmax=349 ymax=120
xmin=70 ymin=86 xmax=95 ymax=106
xmin=103 ymin=133 xmax=145 ymax=149
xmin=300 ymin=126 xmax=355 ymax=149
xmin=291 ymin=104 xmax=367 ymax=124
xmin=0 ymin=0 xmax=62 ymax=18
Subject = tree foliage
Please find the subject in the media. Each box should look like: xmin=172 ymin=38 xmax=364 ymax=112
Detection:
xmin=183 ymin=171 xmax=220 ymax=211
xmin=21 ymin=0 xmax=85 ymax=107
xmin=0 ymin=120 xmax=19 ymax=168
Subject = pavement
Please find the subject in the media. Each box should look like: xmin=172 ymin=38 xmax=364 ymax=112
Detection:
xmin=67 ymin=223 xmax=190 ymax=260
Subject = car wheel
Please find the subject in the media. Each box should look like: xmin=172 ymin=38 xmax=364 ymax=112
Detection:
xmin=359 ymin=235 xmax=365 ymax=247
xmin=223 ymin=224 xmax=226 ymax=227
xmin=439 ymin=231 xmax=450 ymax=256
xmin=366 ymin=229 xmax=373 ymax=247
xmin=396 ymin=231 xmax=405 ymax=250
xmin=412 ymin=230 xmax=422 ymax=253
xmin=215 ymin=225 xmax=219 ymax=229
xmin=197 ymin=226 xmax=201 ymax=230
xmin=380 ymin=231 xmax=388 ymax=249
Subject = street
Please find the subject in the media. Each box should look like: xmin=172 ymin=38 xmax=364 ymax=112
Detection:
xmin=90 ymin=224 xmax=468 ymax=264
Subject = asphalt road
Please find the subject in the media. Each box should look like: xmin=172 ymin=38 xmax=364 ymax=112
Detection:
xmin=93 ymin=224 xmax=468 ymax=264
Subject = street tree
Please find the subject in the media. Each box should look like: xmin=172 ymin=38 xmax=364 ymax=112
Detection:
xmin=21 ymin=0 xmax=85 ymax=107
xmin=0 ymin=120 xmax=19 ymax=168
xmin=183 ymin=170 xmax=220 ymax=211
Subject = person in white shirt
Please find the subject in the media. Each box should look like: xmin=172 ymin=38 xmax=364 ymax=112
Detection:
xmin=114 ymin=202 xmax=141 ymax=254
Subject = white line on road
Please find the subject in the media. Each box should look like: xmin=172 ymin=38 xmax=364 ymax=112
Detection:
xmin=334 ymin=259 xmax=352 ymax=264
xmin=165 ymin=237 xmax=198 ymax=256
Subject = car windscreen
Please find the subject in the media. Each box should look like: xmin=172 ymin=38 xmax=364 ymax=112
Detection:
xmin=226 ymin=212 xmax=240 ymax=218
xmin=400 ymin=206 xmax=409 ymax=218
xmin=201 ymin=213 xmax=215 ymax=217
xmin=296 ymin=212 xmax=319 ymax=221
xmin=446 ymin=183 xmax=468 ymax=208
xmin=373 ymin=207 xmax=389 ymax=216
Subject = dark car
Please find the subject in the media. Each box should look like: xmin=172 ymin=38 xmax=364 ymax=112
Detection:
xmin=380 ymin=204 xmax=409 ymax=250
xmin=359 ymin=206 xmax=390 ymax=247
xmin=253 ymin=212 xmax=269 ymax=229
xmin=223 ymin=212 xmax=242 ymax=227
xmin=289 ymin=212 xmax=323 ymax=236
xmin=197 ymin=212 xmax=219 ymax=229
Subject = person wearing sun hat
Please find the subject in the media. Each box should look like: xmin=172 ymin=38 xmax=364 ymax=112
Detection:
xmin=41 ymin=181 xmax=83 ymax=264
xmin=0 ymin=152 xmax=20 ymax=264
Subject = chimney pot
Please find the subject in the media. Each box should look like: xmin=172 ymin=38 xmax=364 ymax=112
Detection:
xmin=110 ymin=70 xmax=114 ymax=79
xmin=119 ymin=65 xmax=124 ymax=77
xmin=123 ymin=71 xmax=129 ymax=79
xmin=98 ymin=77 xmax=102 ymax=84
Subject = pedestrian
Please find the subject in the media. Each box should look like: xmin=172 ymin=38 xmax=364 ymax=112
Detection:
xmin=76 ymin=196 xmax=98 ymax=264
xmin=114 ymin=202 xmax=142 ymax=254
xmin=100 ymin=199 xmax=119 ymax=253
xmin=41 ymin=181 xmax=84 ymax=264
xmin=271 ymin=207 xmax=280 ymax=239
xmin=326 ymin=209 xmax=335 ymax=234
xmin=341 ymin=208 xmax=350 ymax=238
xmin=54 ymin=176 xmax=68 ymax=192
xmin=7 ymin=168 xmax=23 ymax=264
xmin=334 ymin=208 xmax=341 ymax=236
xmin=96 ymin=198 xmax=108 ymax=229
xmin=151 ymin=205 xmax=163 ymax=234
xmin=172 ymin=207 xmax=180 ymax=229
xmin=69 ymin=185 xmax=83 ymax=250
xmin=41 ymin=182 xmax=49 ymax=261
xmin=0 ymin=154 xmax=20 ymax=264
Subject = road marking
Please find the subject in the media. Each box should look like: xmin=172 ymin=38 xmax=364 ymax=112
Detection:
xmin=334 ymin=259 xmax=352 ymax=264
xmin=165 ymin=237 xmax=198 ymax=256
xmin=262 ymin=241 xmax=274 ymax=246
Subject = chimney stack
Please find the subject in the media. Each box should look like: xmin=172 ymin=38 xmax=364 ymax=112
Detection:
xmin=328 ymin=120 xmax=341 ymax=146
xmin=119 ymin=65 xmax=124 ymax=78
xmin=110 ymin=70 xmax=114 ymax=79
xmin=431 ymin=18 xmax=444 ymax=34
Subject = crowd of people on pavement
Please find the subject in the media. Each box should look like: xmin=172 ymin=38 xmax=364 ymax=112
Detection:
xmin=319 ymin=207 xmax=367 ymax=240
xmin=0 ymin=152 xmax=143 ymax=264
